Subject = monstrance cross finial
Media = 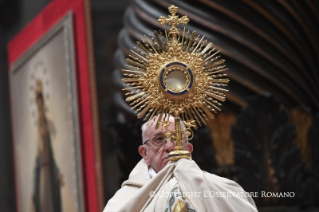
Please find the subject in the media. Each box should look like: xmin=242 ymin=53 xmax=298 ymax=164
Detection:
xmin=158 ymin=5 xmax=189 ymax=41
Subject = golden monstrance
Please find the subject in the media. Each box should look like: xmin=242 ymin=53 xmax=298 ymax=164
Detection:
xmin=122 ymin=5 xmax=229 ymax=161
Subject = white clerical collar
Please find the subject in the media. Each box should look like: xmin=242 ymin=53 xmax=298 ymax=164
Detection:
xmin=148 ymin=167 xmax=157 ymax=178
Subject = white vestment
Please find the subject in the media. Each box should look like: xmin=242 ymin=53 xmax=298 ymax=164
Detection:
xmin=104 ymin=159 xmax=257 ymax=212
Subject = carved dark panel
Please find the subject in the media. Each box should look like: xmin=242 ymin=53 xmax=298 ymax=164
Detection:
xmin=232 ymin=96 xmax=319 ymax=208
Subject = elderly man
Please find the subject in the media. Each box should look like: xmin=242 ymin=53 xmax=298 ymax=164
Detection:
xmin=104 ymin=116 xmax=257 ymax=212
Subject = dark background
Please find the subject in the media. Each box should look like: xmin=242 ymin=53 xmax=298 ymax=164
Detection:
xmin=0 ymin=0 xmax=318 ymax=211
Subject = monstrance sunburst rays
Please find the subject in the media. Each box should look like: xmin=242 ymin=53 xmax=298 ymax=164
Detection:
xmin=122 ymin=5 xmax=229 ymax=160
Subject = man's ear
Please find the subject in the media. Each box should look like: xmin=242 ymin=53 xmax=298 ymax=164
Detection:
xmin=138 ymin=145 xmax=149 ymax=164
xmin=187 ymin=143 xmax=193 ymax=153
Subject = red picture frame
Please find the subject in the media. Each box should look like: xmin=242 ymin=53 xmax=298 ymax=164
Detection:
xmin=7 ymin=0 xmax=103 ymax=212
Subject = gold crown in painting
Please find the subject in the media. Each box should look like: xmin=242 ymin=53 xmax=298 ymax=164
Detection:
xmin=122 ymin=5 xmax=229 ymax=160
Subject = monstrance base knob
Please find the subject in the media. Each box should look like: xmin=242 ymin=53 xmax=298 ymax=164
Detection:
xmin=168 ymin=150 xmax=191 ymax=161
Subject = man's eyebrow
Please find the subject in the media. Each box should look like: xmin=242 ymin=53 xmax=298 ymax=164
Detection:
xmin=153 ymin=132 xmax=164 ymax=137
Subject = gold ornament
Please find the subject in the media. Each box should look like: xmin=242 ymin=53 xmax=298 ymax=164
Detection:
xmin=122 ymin=5 xmax=229 ymax=161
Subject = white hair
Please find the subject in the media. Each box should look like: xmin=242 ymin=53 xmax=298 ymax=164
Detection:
xmin=141 ymin=114 xmax=187 ymax=144
xmin=141 ymin=122 xmax=148 ymax=142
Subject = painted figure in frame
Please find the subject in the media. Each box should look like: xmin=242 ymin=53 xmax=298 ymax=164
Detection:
xmin=32 ymin=79 xmax=62 ymax=212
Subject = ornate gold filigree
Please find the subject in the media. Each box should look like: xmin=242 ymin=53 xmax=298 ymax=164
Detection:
xmin=122 ymin=5 xmax=229 ymax=161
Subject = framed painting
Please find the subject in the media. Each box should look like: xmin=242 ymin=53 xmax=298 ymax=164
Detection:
xmin=8 ymin=0 xmax=103 ymax=212
xmin=9 ymin=13 xmax=84 ymax=212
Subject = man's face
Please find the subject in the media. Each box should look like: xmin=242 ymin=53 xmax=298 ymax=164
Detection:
xmin=138 ymin=117 xmax=193 ymax=173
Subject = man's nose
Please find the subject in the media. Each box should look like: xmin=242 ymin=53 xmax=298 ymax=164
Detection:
xmin=164 ymin=139 xmax=174 ymax=153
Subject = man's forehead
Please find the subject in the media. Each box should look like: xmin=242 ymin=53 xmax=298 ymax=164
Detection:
xmin=144 ymin=117 xmax=175 ymax=136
